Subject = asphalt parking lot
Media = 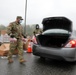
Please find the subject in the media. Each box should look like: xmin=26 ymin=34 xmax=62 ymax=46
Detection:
xmin=0 ymin=53 xmax=76 ymax=75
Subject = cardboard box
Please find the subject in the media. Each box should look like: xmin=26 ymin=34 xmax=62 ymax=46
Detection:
xmin=0 ymin=44 xmax=9 ymax=56
xmin=23 ymin=41 xmax=29 ymax=50
xmin=0 ymin=43 xmax=18 ymax=56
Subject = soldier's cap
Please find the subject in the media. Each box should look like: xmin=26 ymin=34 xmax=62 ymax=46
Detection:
xmin=16 ymin=16 xmax=23 ymax=20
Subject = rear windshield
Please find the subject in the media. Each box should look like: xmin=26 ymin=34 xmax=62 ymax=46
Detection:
xmin=42 ymin=29 xmax=71 ymax=34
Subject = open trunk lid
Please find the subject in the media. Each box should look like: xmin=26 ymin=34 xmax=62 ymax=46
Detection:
xmin=42 ymin=17 xmax=72 ymax=32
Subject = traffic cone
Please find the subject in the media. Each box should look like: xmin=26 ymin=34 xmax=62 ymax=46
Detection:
xmin=27 ymin=42 xmax=32 ymax=53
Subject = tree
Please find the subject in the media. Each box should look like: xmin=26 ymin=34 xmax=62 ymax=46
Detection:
xmin=23 ymin=24 xmax=36 ymax=36
xmin=0 ymin=25 xmax=6 ymax=35
xmin=0 ymin=25 xmax=6 ymax=30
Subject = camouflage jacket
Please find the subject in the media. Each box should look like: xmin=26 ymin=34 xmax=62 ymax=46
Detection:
xmin=33 ymin=29 xmax=42 ymax=35
xmin=7 ymin=21 xmax=23 ymax=39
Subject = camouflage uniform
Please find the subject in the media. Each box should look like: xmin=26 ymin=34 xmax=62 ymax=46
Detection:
xmin=33 ymin=29 xmax=42 ymax=35
xmin=7 ymin=21 xmax=24 ymax=62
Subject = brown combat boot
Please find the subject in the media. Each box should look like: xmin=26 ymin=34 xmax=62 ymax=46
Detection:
xmin=8 ymin=59 xmax=13 ymax=63
xmin=20 ymin=59 xmax=26 ymax=63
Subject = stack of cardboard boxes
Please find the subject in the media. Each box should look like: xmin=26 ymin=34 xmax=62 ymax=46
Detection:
xmin=0 ymin=30 xmax=32 ymax=56
xmin=0 ymin=43 xmax=18 ymax=56
xmin=0 ymin=30 xmax=18 ymax=56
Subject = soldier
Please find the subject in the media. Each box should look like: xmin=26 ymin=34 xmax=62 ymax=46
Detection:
xmin=33 ymin=24 xmax=42 ymax=36
xmin=7 ymin=16 xmax=26 ymax=63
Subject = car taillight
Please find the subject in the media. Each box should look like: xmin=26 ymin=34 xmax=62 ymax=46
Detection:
xmin=65 ymin=40 xmax=76 ymax=48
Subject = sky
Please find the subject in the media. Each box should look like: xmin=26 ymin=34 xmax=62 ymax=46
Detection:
xmin=0 ymin=0 xmax=76 ymax=29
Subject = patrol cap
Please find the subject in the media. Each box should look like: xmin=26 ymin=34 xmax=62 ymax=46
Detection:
xmin=16 ymin=16 xmax=23 ymax=20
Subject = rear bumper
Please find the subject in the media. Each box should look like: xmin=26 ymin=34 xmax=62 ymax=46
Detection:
xmin=32 ymin=44 xmax=76 ymax=61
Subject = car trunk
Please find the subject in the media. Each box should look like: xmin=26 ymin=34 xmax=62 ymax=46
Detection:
xmin=42 ymin=17 xmax=72 ymax=32
xmin=37 ymin=34 xmax=70 ymax=48
xmin=36 ymin=17 xmax=72 ymax=48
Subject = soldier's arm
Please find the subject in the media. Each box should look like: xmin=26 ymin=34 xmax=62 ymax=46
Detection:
xmin=33 ymin=30 xmax=36 ymax=35
xmin=21 ymin=26 xmax=26 ymax=38
xmin=7 ymin=23 xmax=12 ymax=36
xmin=40 ymin=29 xmax=43 ymax=34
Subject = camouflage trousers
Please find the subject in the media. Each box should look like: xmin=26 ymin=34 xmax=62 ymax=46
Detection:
xmin=8 ymin=39 xmax=24 ymax=61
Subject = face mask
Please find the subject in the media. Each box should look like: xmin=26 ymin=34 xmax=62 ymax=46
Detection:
xmin=36 ymin=26 xmax=39 ymax=29
xmin=19 ymin=20 xmax=22 ymax=24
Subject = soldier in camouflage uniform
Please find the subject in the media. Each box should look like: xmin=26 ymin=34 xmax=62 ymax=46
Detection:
xmin=33 ymin=24 xmax=42 ymax=36
xmin=7 ymin=16 xmax=26 ymax=63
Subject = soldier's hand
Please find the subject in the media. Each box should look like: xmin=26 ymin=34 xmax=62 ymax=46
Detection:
xmin=10 ymin=35 xmax=15 ymax=38
xmin=22 ymin=34 xmax=26 ymax=38
xmin=10 ymin=37 xmax=17 ymax=43
xmin=23 ymin=35 xmax=26 ymax=38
